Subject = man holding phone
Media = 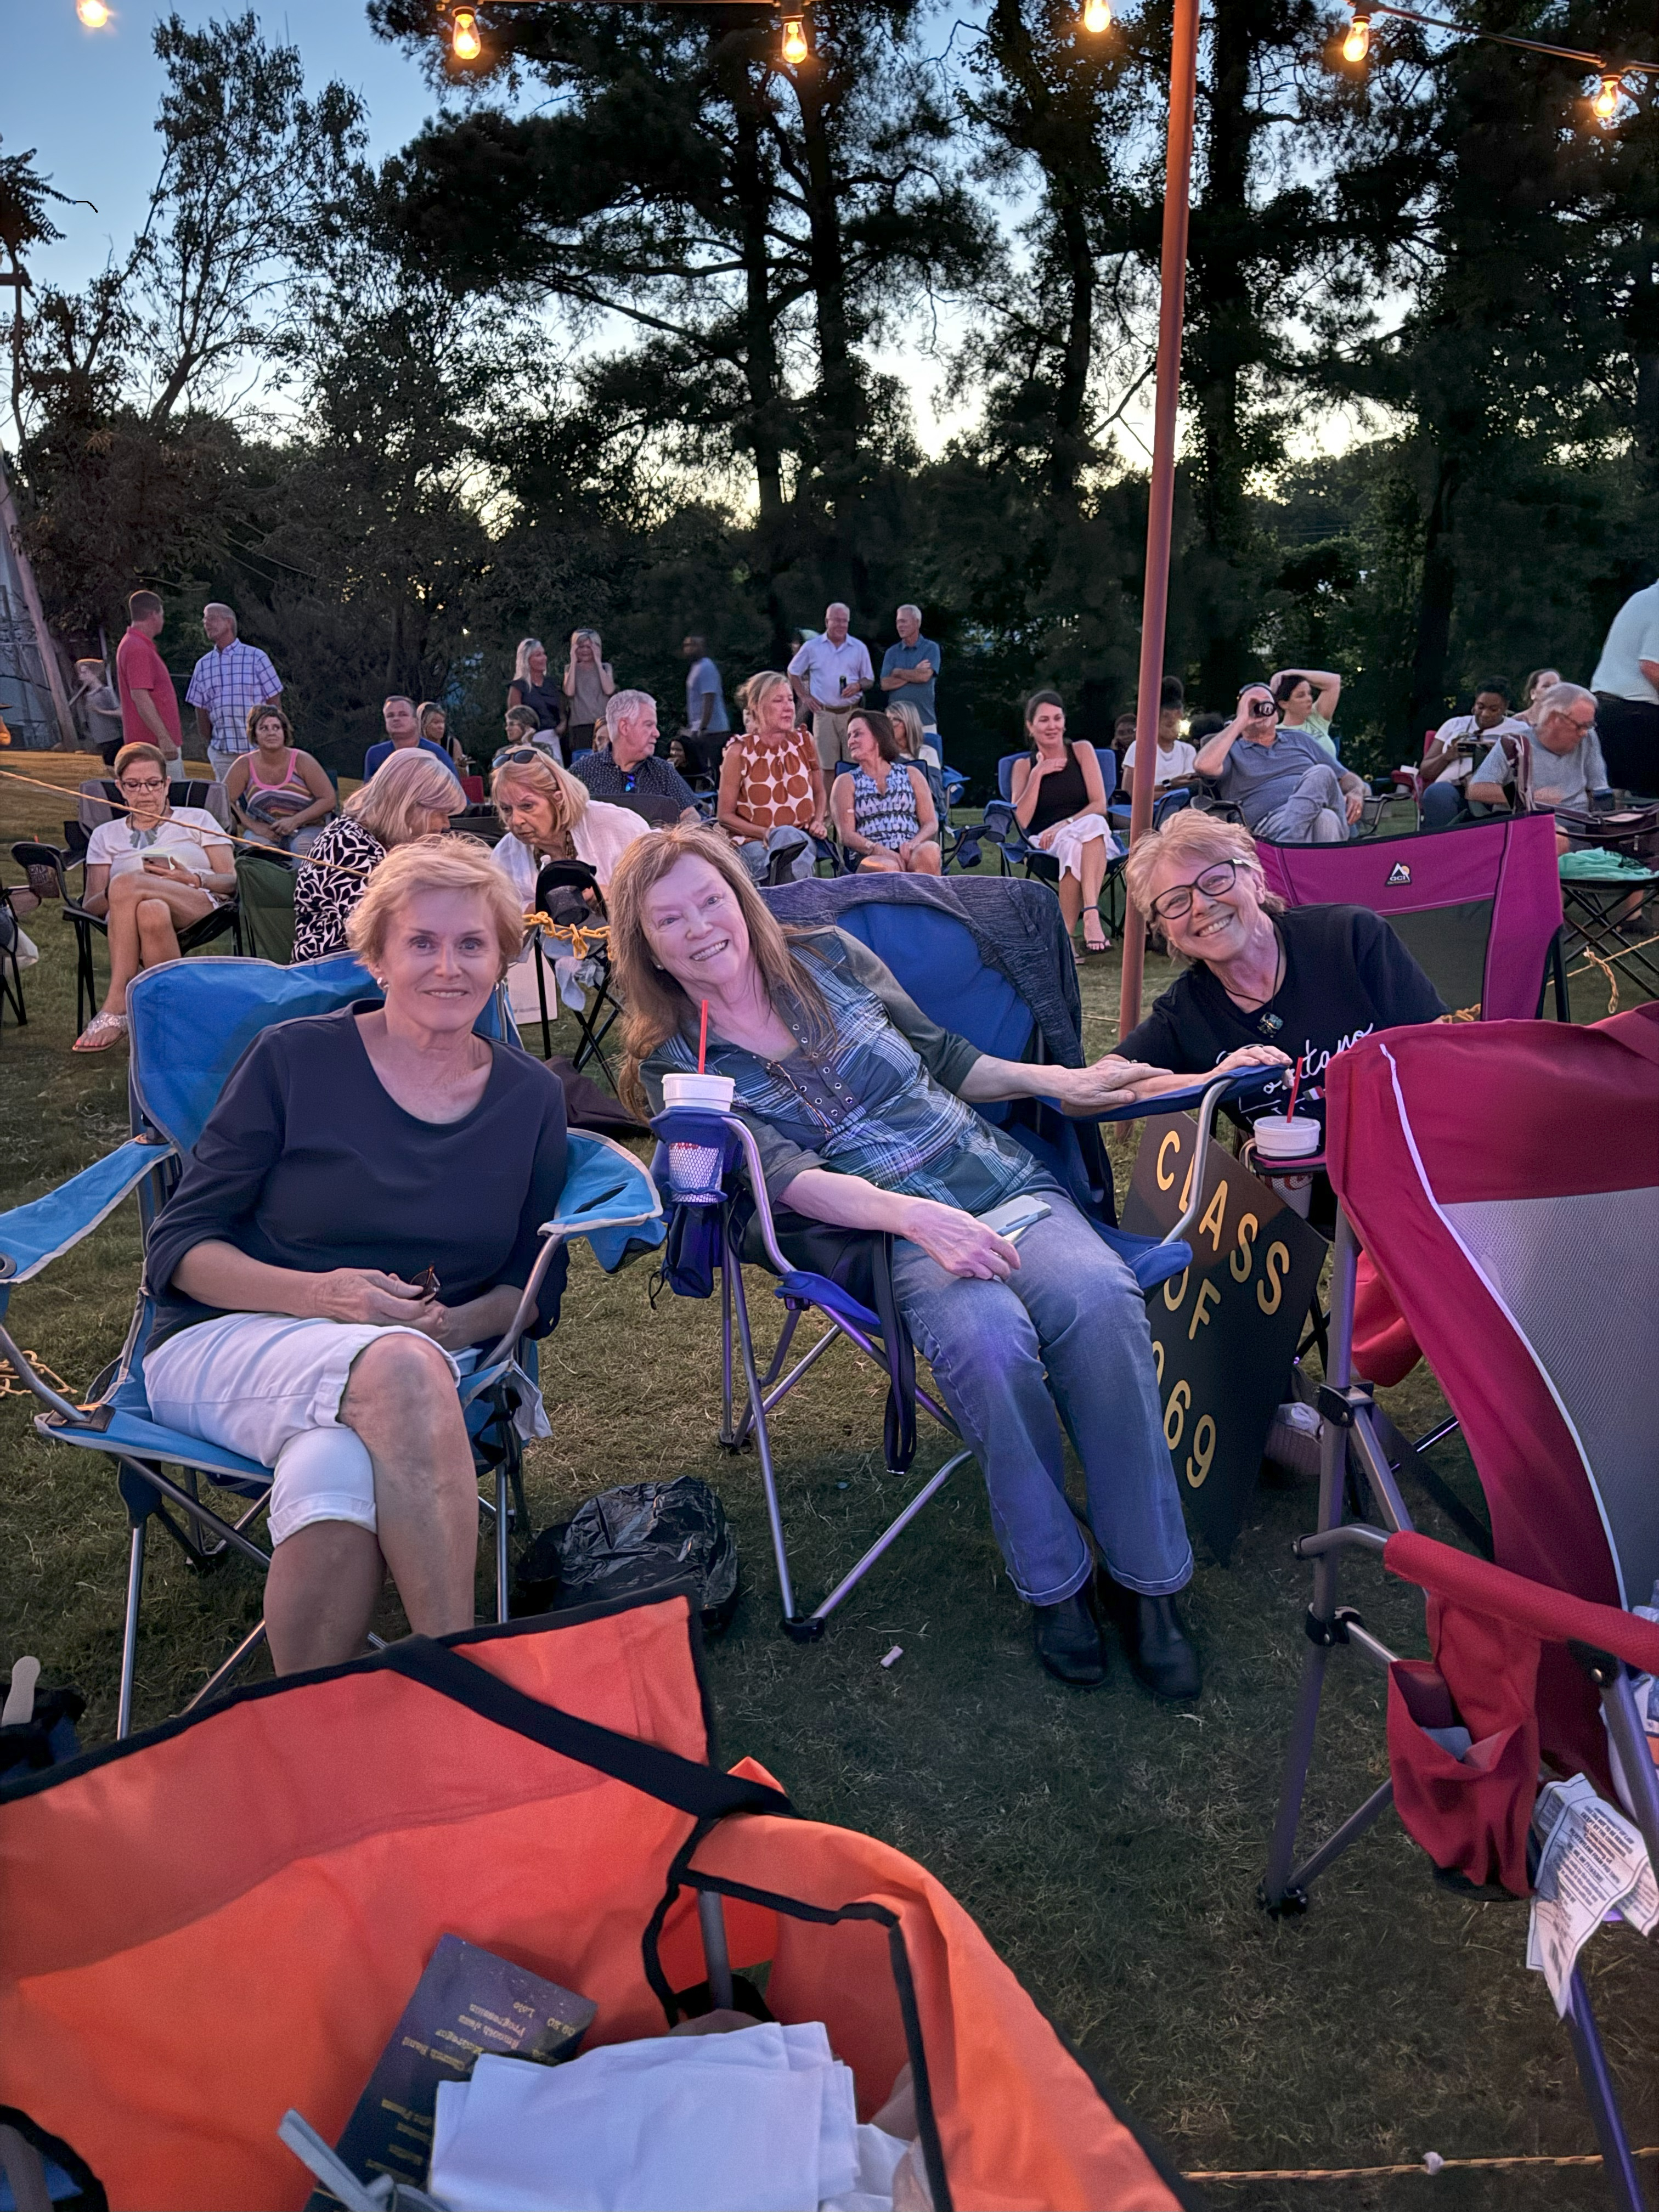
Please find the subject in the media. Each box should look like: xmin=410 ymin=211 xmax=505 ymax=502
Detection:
xmin=1193 ymin=685 xmax=1367 ymax=843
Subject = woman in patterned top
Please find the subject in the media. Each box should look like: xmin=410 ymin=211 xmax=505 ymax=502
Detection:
xmin=832 ymin=708 xmax=940 ymax=873
xmin=608 ymin=827 xmax=1201 ymax=1701
xmin=716 ymin=669 xmax=827 ymax=883
xmin=292 ymin=751 xmax=464 ymax=963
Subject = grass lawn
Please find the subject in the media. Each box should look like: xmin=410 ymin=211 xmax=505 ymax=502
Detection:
xmin=0 ymin=755 xmax=1650 ymax=2211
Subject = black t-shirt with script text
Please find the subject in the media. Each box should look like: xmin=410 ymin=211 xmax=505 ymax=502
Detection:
xmin=1118 ymin=902 xmax=1444 ymax=1126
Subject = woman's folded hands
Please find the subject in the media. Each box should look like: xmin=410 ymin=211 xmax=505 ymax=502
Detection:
xmin=307 ymin=1267 xmax=447 ymax=1331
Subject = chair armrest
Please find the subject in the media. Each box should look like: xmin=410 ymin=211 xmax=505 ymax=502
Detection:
xmin=0 ymin=1136 xmax=174 ymax=1289
xmin=1384 ymin=1531 xmax=1659 ymax=1677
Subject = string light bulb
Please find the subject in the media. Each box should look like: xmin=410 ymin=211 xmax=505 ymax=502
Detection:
xmin=1082 ymin=0 xmax=1113 ymax=32
xmin=1342 ymin=9 xmax=1371 ymax=64
xmin=76 ymin=0 xmax=111 ymax=25
xmin=781 ymin=16 xmax=809 ymax=65
xmin=450 ymin=7 xmax=482 ymax=62
xmin=1592 ymin=71 xmax=1623 ymax=123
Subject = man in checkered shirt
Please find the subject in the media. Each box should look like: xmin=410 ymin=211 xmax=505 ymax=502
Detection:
xmin=186 ymin=602 xmax=284 ymax=782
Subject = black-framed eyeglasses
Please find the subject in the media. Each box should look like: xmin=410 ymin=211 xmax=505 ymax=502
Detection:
xmin=1149 ymin=859 xmax=1241 ymax=921
xmin=118 ymin=777 xmax=169 ymax=794
xmin=493 ymin=744 xmax=546 ymax=769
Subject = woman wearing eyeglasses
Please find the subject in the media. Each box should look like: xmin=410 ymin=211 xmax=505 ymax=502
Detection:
xmin=490 ymin=744 xmax=651 ymax=1023
xmin=73 ymin=742 xmax=237 ymax=1052
xmin=1114 ymin=810 xmax=1443 ymax=1127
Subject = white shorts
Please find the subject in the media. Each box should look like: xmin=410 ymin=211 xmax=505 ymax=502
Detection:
xmin=144 ymin=1313 xmax=464 ymax=1547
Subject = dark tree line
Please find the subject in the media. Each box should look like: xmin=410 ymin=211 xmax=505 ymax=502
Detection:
xmin=2 ymin=0 xmax=1655 ymax=782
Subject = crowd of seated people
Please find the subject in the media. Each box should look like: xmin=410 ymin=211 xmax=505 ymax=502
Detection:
xmin=59 ymin=597 xmax=1641 ymax=1714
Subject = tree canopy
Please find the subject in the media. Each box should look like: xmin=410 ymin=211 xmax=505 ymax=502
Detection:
xmin=5 ymin=0 xmax=1655 ymax=780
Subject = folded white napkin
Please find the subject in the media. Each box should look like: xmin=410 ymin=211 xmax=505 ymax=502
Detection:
xmin=430 ymin=2022 xmax=896 ymax=2212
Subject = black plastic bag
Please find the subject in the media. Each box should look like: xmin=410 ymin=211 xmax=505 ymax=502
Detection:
xmin=513 ymin=1476 xmax=739 ymax=1634
xmin=0 ymin=1679 xmax=85 ymax=1787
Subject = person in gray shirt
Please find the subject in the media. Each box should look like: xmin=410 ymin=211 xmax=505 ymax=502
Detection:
xmin=1192 ymin=685 xmax=1367 ymax=842
xmin=1468 ymin=681 xmax=1607 ymax=849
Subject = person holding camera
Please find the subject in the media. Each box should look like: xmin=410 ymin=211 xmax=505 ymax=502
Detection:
xmin=1192 ymin=685 xmax=1367 ymax=844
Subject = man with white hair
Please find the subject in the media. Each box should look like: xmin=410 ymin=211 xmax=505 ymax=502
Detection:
xmin=1468 ymin=681 xmax=1608 ymax=848
xmin=185 ymin=602 xmax=282 ymax=782
xmin=788 ymin=602 xmax=873 ymax=771
xmin=880 ymin=603 xmax=943 ymax=762
xmin=574 ymin=689 xmax=700 ymax=825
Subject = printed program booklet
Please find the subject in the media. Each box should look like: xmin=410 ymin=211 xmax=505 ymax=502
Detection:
xmin=304 ymin=1933 xmax=596 ymax=2208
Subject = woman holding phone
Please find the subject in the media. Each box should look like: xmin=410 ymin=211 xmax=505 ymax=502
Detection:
xmin=73 ymin=742 xmax=236 ymax=1052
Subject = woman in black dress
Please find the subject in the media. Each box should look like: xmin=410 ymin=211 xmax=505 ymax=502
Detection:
xmin=1008 ymin=691 xmax=1115 ymax=957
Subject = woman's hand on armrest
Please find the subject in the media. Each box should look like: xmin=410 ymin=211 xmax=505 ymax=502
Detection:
xmin=777 ymin=1169 xmax=1019 ymax=1280
xmin=959 ymin=1052 xmax=1162 ymax=1114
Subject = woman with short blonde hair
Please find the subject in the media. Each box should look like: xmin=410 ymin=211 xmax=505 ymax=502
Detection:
xmin=348 ymin=836 xmax=525 ymax=974
xmin=1116 ymin=803 xmax=1442 ymax=1119
xmin=716 ymin=668 xmax=826 ymax=883
xmin=142 ymin=830 xmax=570 ymax=1677
xmin=292 ymin=750 xmax=463 ymax=963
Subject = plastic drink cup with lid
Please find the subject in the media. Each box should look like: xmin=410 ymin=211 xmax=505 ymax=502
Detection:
xmin=661 ymin=1072 xmax=737 ymax=1202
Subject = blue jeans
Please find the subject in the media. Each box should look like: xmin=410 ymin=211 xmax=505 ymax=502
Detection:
xmin=736 ymin=825 xmax=812 ymax=882
xmin=1253 ymin=764 xmax=1348 ymax=843
xmin=890 ymin=1192 xmax=1193 ymax=1605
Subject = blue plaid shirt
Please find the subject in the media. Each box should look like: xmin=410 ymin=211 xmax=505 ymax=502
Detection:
xmin=644 ymin=930 xmax=1044 ymax=1213
xmin=185 ymin=639 xmax=283 ymax=752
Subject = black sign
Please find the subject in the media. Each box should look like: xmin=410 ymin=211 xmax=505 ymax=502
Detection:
xmin=1121 ymin=1113 xmax=1327 ymax=1564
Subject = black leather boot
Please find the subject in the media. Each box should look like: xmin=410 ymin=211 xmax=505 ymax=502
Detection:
xmin=1098 ymin=1575 xmax=1201 ymax=1700
xmin=1031 ymin=1589 xmax=1107 ymax=1688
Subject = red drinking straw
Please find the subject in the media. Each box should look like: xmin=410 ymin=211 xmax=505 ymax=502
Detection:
xmin=698 ymin=998 xmax=709 ymax=1074
xmin=1285 ymin=1054 xmax=1304 ymax=1121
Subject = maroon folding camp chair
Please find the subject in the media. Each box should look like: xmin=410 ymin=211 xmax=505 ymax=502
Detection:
xmin=1255 ymin=808 xmax=1568 ymax=1022
xmin=1260 ymin=1004 xmax=1659 ymax=2207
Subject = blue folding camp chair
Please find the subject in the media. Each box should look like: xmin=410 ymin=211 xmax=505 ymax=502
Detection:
xmin=0 ymin=953 xmax=663 ymax=1736
xmin=650 ymin=873 xmax=1260 ymax=1639
xmin=972 ymin=747 xmax=1120 ymax=879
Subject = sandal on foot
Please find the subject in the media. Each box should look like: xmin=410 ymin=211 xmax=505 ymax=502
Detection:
xmin=72 ymin=1011 xmax=129 ymax=1053
xmin=1082 ymin=919 xmax=1109 ymax=956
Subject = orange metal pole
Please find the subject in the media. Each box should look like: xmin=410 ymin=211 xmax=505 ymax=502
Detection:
xmin=1117 ymin=0 xmax=1200 ymax=1040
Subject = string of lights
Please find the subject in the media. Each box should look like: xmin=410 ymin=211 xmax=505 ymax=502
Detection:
xmin=1339 ymin=2 xmax=1657 ymax=125
xmin=422 ymin=0 xmax=1651 ymax=120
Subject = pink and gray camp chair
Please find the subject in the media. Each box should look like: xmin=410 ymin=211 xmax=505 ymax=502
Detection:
xmin=1255 ymin=809 xmax=1568 ymax=1022
xmin=1261 ymin=1005 xmax=1659 ymax=2205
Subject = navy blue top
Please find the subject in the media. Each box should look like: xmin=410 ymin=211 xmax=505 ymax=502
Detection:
xmin=362 ymin=736 xmax=464 ymax=784
xmin=1117 ymin=904 xmax=1444 ymax=1126
xmin=144 ymin=1007 xmax=569 ymax=1348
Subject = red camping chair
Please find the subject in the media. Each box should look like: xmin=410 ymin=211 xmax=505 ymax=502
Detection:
xmin=1260 ymin=1005 xmax=1659 ymax=2208
xmin=0 ymin=1597 xmax=1188 ymax=2212
xmin=1258 ymin=810 xmax=1571 ymax=1391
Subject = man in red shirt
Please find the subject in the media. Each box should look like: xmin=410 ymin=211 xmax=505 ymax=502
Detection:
xmin=115 ymin=590 xmax=183 ymax=780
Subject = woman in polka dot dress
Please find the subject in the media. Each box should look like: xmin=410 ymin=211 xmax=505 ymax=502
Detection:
xmin=717 ymin=670 xmax=828 ymax=882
